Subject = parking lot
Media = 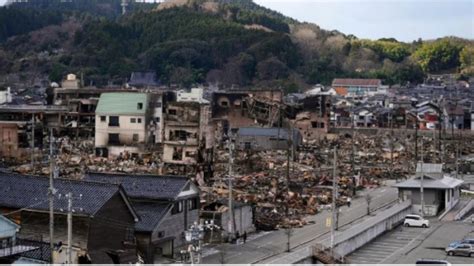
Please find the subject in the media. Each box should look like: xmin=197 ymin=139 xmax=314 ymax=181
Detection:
xmin=347 ymin=224 xmax=431 ymax=264
xmin=347 ymin=219 xmax=474 ymax=264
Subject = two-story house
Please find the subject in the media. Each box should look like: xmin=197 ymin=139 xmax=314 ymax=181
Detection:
xmin=84 ymin=172 xmax=200 ymax=263
xmin=0 ymin=173 xmax=139 ymax=264
xmin=95 ymin=93 xmax=151 ymax=157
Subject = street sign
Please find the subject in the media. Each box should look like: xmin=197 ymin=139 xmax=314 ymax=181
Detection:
xmin=326 ymin=217 xmax=331 ymax=227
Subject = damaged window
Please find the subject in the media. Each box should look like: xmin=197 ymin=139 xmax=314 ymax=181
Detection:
xmin=172 ymin=147 xmax=183 ymax=161
xmin=185 ymin=151 xmax=195 ymax=158
xmin=137 ymin=103 xmax=143 ymax=110
xmin=108 ymin=134 xmax=120 ymax=145
xmin=169 ymin=109 xmax=177 ymax=115
xmin=109 ymin=116 xmax=119 ymax=127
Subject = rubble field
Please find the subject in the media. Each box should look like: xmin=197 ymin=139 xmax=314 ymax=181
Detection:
xmin=5 ymin=131 xmax=474 ymax=230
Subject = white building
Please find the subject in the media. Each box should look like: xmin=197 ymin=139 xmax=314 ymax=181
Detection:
xmin=394 ymin=163 xmax=464 ymax=217
xmin=95 ymin=93 xmax=152 ymax=157
xmin=177 ymin=87 xmax=209 ymax=104
xmin=0 ymin=87 xmax=12 ymax=104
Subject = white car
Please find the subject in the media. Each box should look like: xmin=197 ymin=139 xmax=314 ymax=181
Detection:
xmin=403 ymin=214 xmax=429 ymax=228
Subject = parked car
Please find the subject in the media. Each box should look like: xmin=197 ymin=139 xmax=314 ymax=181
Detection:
xmin=445 ymin=244 xmax=474 ymax=257
xmin=415 ymin=259 xmax=451 ymax=265
xmin=448 ymin=238 xmax=474 ymax=248
xmin=403 ymin=214 xmax=430 ymax=228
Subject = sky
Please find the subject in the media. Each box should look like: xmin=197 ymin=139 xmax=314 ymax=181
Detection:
xmin=0 ymin=0 xmax=472 ymax=42
xmin=254 ymin=0 xmax=473 ymax=42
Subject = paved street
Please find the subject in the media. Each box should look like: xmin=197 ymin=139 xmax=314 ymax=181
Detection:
xmin=348 ymin=218 xmax=474 ymax=264
xmin=201 ymin=185 xmax=398 ymax=264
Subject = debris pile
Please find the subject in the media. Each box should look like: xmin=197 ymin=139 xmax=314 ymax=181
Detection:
xmin=12 ymin=137 xmax=163 ymax=179
xmin=205 ymin=131 xmax=474 ymax=230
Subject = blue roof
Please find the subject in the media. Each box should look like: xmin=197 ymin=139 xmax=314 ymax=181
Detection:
xmin=84 ymin=172 xmax=189 ymax=200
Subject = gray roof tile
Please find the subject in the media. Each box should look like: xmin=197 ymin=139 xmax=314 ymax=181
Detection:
xmin=84 ymin=173 xmax=188 ymax=200
xmin=134 ymin=202 xmax=170 ymax=232
xmin=0 ymin=173 xmax=120 ymax=216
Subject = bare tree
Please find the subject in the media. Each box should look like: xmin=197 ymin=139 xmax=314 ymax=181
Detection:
xmin=365 ymin=194 xmax=373 ymax=215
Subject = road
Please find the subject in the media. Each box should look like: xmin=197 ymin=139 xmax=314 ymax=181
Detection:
xmin=348 ymin=218 xmax=474 ymax=264
xmin=201 ymin=184 xmax=399 ymax=264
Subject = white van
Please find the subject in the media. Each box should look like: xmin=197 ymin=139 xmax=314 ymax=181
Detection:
xmin=403 ymin=214 xmax=429 ymax=228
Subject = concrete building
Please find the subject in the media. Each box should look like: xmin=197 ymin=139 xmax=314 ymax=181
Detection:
xmin=235 ymin=127 xmax=302 ymax=151
xmin=95 ymin=93 xmax=152 ymax=157
xmin=61 ymin=74 xmax=80 ymax=90
xmin=288 ymin=94 xmax=331 ymax=141
xmin=332 ymin=79 xmax=386 ymax=98
xmin=177 ymin=87 xmax=209 ymax=104
xmin=211 ymin=90 xmax=283 ymax=138
xmin=162 ymin=102 xmax=206 ymax=165
xmin=394 ymin=163 xmax=464 ymax=217
xmin=0 ymin=87 xmax=12 ymax=105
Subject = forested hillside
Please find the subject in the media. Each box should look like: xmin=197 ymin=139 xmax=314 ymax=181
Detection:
xmin=0 ymin=0 xmax=472 ymax=90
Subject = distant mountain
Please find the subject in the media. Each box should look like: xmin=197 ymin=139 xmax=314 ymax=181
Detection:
xmin=0 ymin=0 xmax=472 ymax=90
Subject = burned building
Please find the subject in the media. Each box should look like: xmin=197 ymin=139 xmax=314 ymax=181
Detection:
xmin=163 ymin=102 xmax=209 ymax=166
xmin=211 ymin=90 xmax=283 ymax=140
xmin=287 ymin=94 xmax=331 ymax=141
xmin=0 ymin=105 xmax=68 ymax=160
xmin=235 ymin=127 xmax=302 ymax=151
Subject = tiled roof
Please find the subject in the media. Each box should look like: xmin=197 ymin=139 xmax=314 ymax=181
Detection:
xmin=332 ymin=79 xmax=381 ymax=87
xmin=84 ymin=172 xmax=188 ymax=200
xmin=0 ymin=173 xmax=120 ymax=216
xmin=134 ymin=202 xmax=170 ymax=232
xmin=95 ymin=93 xmax=148 ymax=115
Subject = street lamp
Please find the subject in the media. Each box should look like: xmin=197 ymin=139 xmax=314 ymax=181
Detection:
xmin=183 ymin=222 xmax=205 ymax=264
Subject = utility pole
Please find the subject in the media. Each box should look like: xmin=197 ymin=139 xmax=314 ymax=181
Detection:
xmin=31 ymin=114 xmax=35 ymax=167
xmin=420 ymin=138 xmax=425 ymax=218
xmin=227 ymin=139 xmax=235 ymax=241
xmin=286 ymin=114 xmax=291 ymax=217
xmin=330 ymin=147 xmax=337 ymax=253
xmin=48 ymin=129 xmax=55 ymax=263
xmin=351 ymin=107 xmax=356 ymax=195
xmin=390 ymin=111 xmax=394 ymax=181
xmin=415 ymin=110 xmax=418 ymax=164
xmin=66 ymin=192 xmax=73 ymax=264
xmin=455 ymin=137 xmax=459 ymax=180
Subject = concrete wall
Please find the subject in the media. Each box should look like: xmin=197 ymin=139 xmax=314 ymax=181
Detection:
xmin=221 ymin=205 xmax=254 ymax=234
xmin=332 ymin=200 xmax=412 ymax=257
xmin=277 ymin=201 xmax=412 ymax=264
xmin=454 ymin=199 xmax=474 ymax=220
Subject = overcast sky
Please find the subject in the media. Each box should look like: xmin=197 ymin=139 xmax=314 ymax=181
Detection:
xmin=0 ymin=0 xmax=472 ymax=42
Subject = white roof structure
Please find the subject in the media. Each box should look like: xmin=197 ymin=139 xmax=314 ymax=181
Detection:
xmin=394 ymin=175 xmax=464 ymax=190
